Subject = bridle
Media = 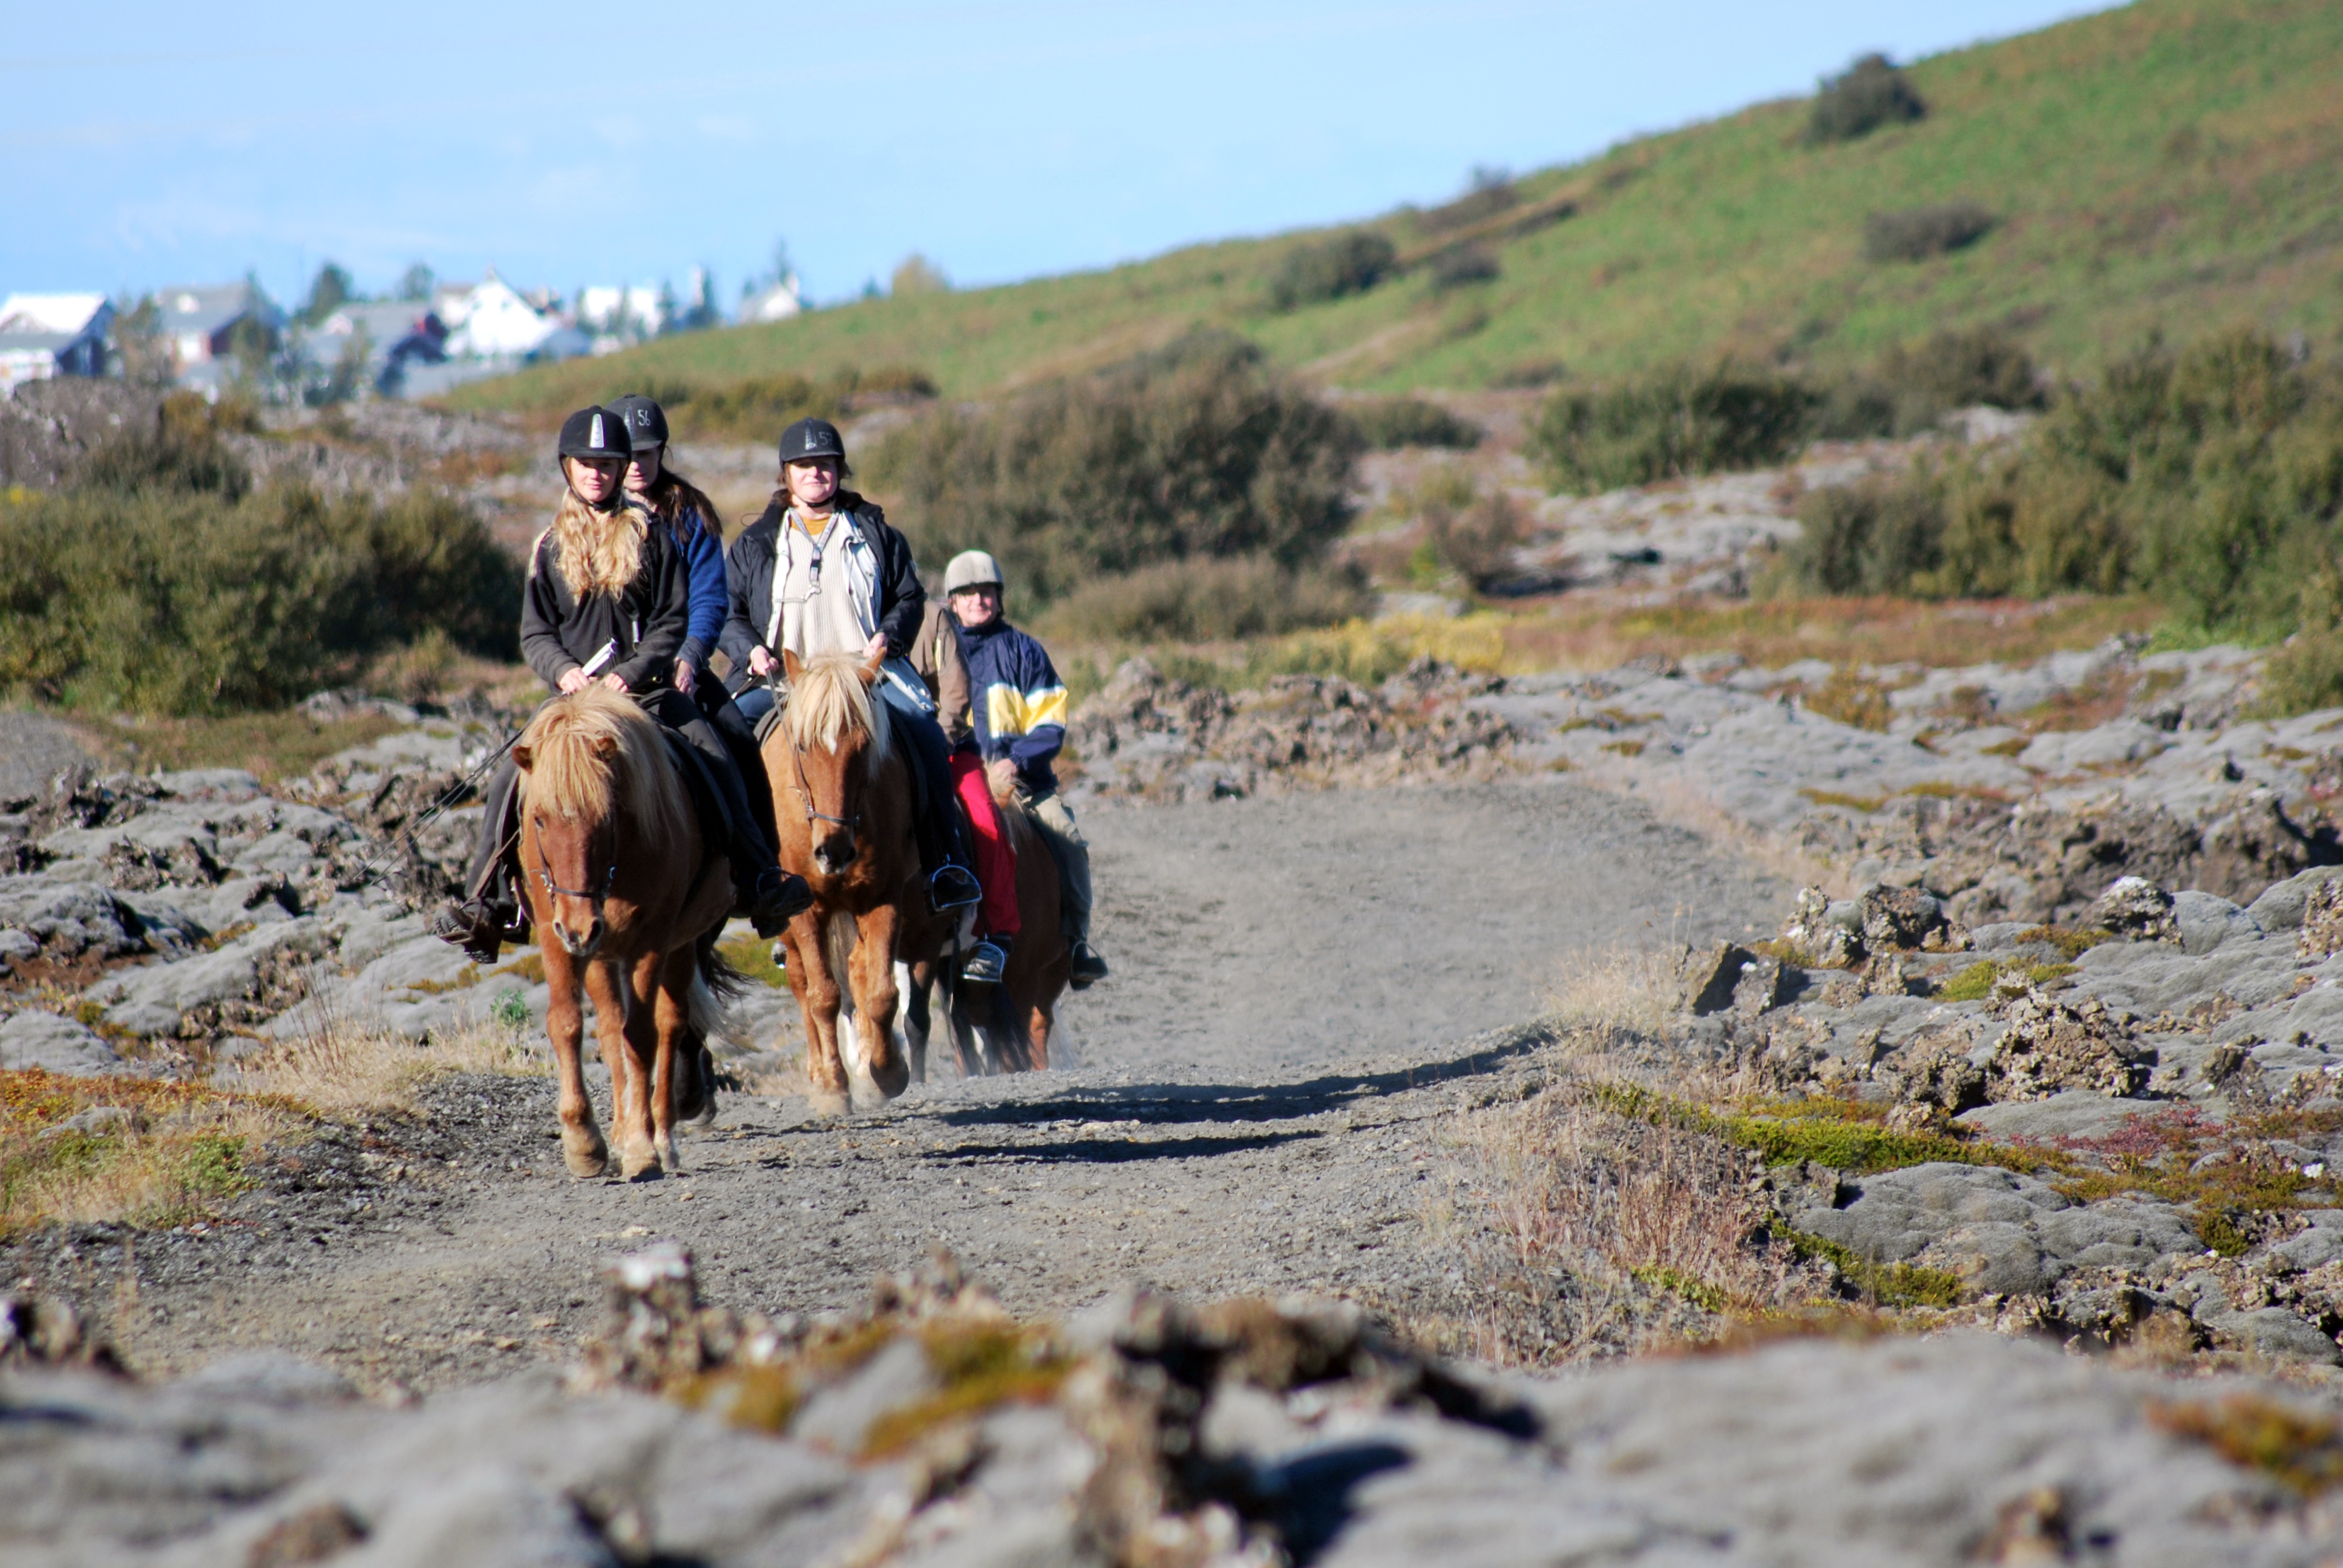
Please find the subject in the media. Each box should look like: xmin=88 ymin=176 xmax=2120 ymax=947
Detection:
xmin=534 ymin=827 xmax=617 ymax=910
xmin=778 ymin=710 xmax=863 ymax=834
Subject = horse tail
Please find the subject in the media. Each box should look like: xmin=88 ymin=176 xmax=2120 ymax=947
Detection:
xmin=692 ymin=930 xmax=749 ymax=1040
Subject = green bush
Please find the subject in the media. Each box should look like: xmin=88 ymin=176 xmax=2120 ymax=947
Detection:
xmin=1780 ymin=330 xmax=2343 ymax=632
xmin=1424 ymin=486 xmax=1530 ymax=590
xmin=0 ymin=444 xmax=520 ymax=714
xmin=1418 ymin=170 xmax=1518 ymax=234
xmin=1267 ymin=231 xmax=1398 ymax=312
xmin=1034 ymin=555 xmax=1369 ymax=643
xmin=1426 ymin=245 xmax=1500 ymax=292
xmin=1351 ymin=397 xmax=1483 ymax=451
xmin=1806 ymin=54 xmax=1927 ymax=145
xmin=1818 ymin=327 xmax=2047 ymax=438
xmin=1865 ymin=202 xmax=1997 ymax=263
xmin=869 ymin=330 xmax=1362 ymax=604
xmin=1529 ymin=364 xmax=1819 ymax=492
xmin=603 ymin=365 xmax=937 ymax=443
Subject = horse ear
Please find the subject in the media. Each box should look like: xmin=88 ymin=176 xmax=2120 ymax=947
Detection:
xmin=781 ymin=647 xmax=805 ymax=684
xmin=510 ymin=741 xmax=534 ymax=771
xmin=591 ymin=733 xmax=620 ymax=759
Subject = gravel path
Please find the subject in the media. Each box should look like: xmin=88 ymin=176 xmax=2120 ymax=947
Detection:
xmin=21 ymin=778 xmax=1789 ymax=1390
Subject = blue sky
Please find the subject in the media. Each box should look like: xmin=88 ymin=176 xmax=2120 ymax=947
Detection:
xmin=8 ymin=1 xmax=2114 ymax=310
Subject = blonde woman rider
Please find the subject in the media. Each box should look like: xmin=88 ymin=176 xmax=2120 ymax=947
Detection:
xmin=428 ymin=406 xmax=810 ymax=960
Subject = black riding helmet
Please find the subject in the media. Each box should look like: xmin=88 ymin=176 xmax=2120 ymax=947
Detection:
xmin=557 ymin=405 xmax=633 ymax=462
xmin=609 ymin=393 xmax=668 ymax=451
xmin=778 ymin=416 xmax=845 ymax=466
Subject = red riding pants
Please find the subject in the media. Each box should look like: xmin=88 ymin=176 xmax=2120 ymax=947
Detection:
xmin=950 ymin=752 xmax=1021 ymax=938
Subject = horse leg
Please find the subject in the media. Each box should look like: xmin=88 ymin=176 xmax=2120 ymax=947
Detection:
xmin=945 ymin=978 xmax=989 ymax=1077
xmin=786 ymin=917 xmax=851 ymax=1117
xmin=586 ymin=957 xmax=658 ymax=1180
xmin=897 ymin=959 xmax=926 ymax=1085
xmin=851 ymin=905 xmax=908 ymax=1099
xmin=1026 ymin=991 xmax=1054 ymax=1071
xmin=650 ymin=947 xmax=695 ymax=1175
xmin=989 ymin=984 xmax=1032 ymax=1073
xmin=542 ymin=941 xmax=606 ymax=1178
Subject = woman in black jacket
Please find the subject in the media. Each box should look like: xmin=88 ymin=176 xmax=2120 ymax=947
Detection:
xmin=723 ymin=416 xmax=981 ymax=915
xmin=428 ymin=407 xmax=808 ymax=961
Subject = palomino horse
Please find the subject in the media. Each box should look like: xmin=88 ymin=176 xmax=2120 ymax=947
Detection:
xmin=905 ymin=790 xmax=1070 ymax=1078
xmin=763 ymin=650 xmax=938 ymax=1115
xmin=513 ymin=689 xmax=735 ymax=1179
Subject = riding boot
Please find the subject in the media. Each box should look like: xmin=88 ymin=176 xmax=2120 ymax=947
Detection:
xmin=701 ymin=682 xmax=781 ymax=856
xmin=657 ymin=697 xmax=810 ymax=938
xmin=876 ymin=681 xmax=981 ymax=910
xmin=425 ymin=756 xmax=525 ymax=962
xmin=962 ymin=930 xmax=1009 ymax=986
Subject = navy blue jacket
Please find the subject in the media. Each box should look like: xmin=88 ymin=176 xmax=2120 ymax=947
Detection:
xmin=669 ymin=505 xmax=727 ymax=671
xmin=954 ymin=618 xmax=1067 ymax=793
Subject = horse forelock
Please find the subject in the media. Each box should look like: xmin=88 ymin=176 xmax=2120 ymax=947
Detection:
xmin=785 ymin=653 xmax=891 ymax=765
xmin=520 ymin=689 xmax=690 ymax=849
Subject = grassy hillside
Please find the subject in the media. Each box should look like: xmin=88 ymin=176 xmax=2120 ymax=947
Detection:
xmin=451 ymin=0 xmax=2343 ymax=417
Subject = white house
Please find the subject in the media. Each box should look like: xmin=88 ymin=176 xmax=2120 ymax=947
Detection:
xmin=439 ymin=269 xmax=565 ymax=359
xmin=741 ymin=274 xmax=802 ymax=324
xmin=0 ymin=293 xmax=113 ymax=394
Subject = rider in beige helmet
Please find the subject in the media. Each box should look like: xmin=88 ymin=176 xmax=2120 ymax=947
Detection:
xmin=936 ymin=549 xmax=1109 ymax=988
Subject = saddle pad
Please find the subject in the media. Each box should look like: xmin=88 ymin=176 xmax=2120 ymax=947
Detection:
xmin=660 ymin=729 xmax=736 ymax=851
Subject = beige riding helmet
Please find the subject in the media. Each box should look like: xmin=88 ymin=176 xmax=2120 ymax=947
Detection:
xmin=943 ymin=550 xmax=1005 ymax=595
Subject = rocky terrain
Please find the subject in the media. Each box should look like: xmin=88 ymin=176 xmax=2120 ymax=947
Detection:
xmin=14 ymin=1242 xmax=2343 ymax=1568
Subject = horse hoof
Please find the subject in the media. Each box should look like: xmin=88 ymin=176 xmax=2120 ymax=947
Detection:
xmin=562 ymin=1134 xmax=608 ymax=1179
xmin=806 ymin=1088 xmax=850 ymax=1119
xmin=871 ymin=1060 xmax=910 ymax=1099
xmin=620 ymin=1146 xmax=663 ymax=1181
xmin=657 ymin=1136 xmax=682 ymax=1173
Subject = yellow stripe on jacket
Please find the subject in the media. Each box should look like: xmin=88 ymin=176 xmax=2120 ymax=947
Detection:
xmin=982 ymin=682 xmax=1068 ymax=740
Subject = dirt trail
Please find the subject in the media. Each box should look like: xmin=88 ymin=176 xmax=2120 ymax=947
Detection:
xmin=25 ymin=778 xmax=1788 ymax=1390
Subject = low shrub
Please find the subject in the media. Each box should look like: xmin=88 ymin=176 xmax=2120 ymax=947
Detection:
xmin=1865 ymin=202 xmax=1997 ymax=263
xmin=1530 ymin=364 xmax=1818 ymax=492
xmin=1424 ymin=486 xmax=1530 ymax=591
xmin=868 ymin=330 xmax=1362 ymax=604
xmin=1033 ymin=554 xmax=1369 ymax=643
xmin=1781 ymin=331 xmax=2343 ymax=636
xmin=0 ymin=446 xmax=519 ymax=714
xmin=1267 ymin=230 xmax=1398 ymax=312
xmin=1817 ymin=327 xmax=2046 ymax=439
xmin=1418 ymin=169 xmax=1518 ymax=234
xmin=1351 ymin=397 xmax=1483 ymax=451
xmin=1806 ymin=53 xmax=1927 ymax=145
xmin=1427 ymin=245 xmax=1501 ymax=291
xmin=635 ymin=365 xmax=937 ymax=443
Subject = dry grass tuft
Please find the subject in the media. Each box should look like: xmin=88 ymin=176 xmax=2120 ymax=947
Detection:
xmin=2150 ymin=1394 xmax=2343 ymax=1495
xmin=1449 ymin=1070 xmax=1811 ymax=1363
xmin=1544 ymin=941 xmax=1688 ymax=1047
xmin=240 ymin=1011 xmax=546 ymax=1118
xmin=0 ymin=1070 xmax=294 ymax=1234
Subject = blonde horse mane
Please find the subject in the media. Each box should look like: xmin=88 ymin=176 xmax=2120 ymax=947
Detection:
xmin=518 ymin=688 xmax=692 ymax=849
xmin=785 ymin=653 xmax=891 ymax=763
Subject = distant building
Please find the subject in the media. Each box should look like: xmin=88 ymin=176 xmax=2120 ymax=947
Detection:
xmin=578 ymin=283 xmax=666 ymax=354
xmin=437 ymin=269 xmax=577 ymax=360
xmin=0 ymin=293 xmax=113 ymax=394
xmin=311 ymin=301 xmax=449 ymax=395
xmin=741 ymin=275 xmax=803 ymax=324
xmin=155 ymin=281 xmax=283 ymax=386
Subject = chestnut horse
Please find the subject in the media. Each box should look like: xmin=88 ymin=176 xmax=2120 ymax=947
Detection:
xmin=513 ymin=689 xmax=735 ymax=1180
xmin=905 ymin=790 xmax=1070 ymax=1079
xmin=763 ymin=650 xmax=939 ymax=1116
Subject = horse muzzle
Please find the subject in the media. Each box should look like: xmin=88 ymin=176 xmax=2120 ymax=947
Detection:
xmin=811 ymin=829 xmax=857 ymax=877
xmin=553 ymin=913 xmax=605 ymax=959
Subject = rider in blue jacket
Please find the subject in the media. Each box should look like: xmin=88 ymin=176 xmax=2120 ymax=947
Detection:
xmin=611 ymin=393 xmax=778 ymax=855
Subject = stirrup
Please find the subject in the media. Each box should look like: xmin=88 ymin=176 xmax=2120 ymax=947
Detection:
xmin=427 ymin=899 xmax=507 ymax=965
xmin=1069 ymin=940 xmax=1110 ymax=990
xmin=929 ymin=863 xmax=982 ymax=911
xmin=962 ymin=938 xmax=1007 ymax=986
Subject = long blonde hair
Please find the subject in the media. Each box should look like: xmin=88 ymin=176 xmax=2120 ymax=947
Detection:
xmin=548 ymin=459 xmax=647 ymax=598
